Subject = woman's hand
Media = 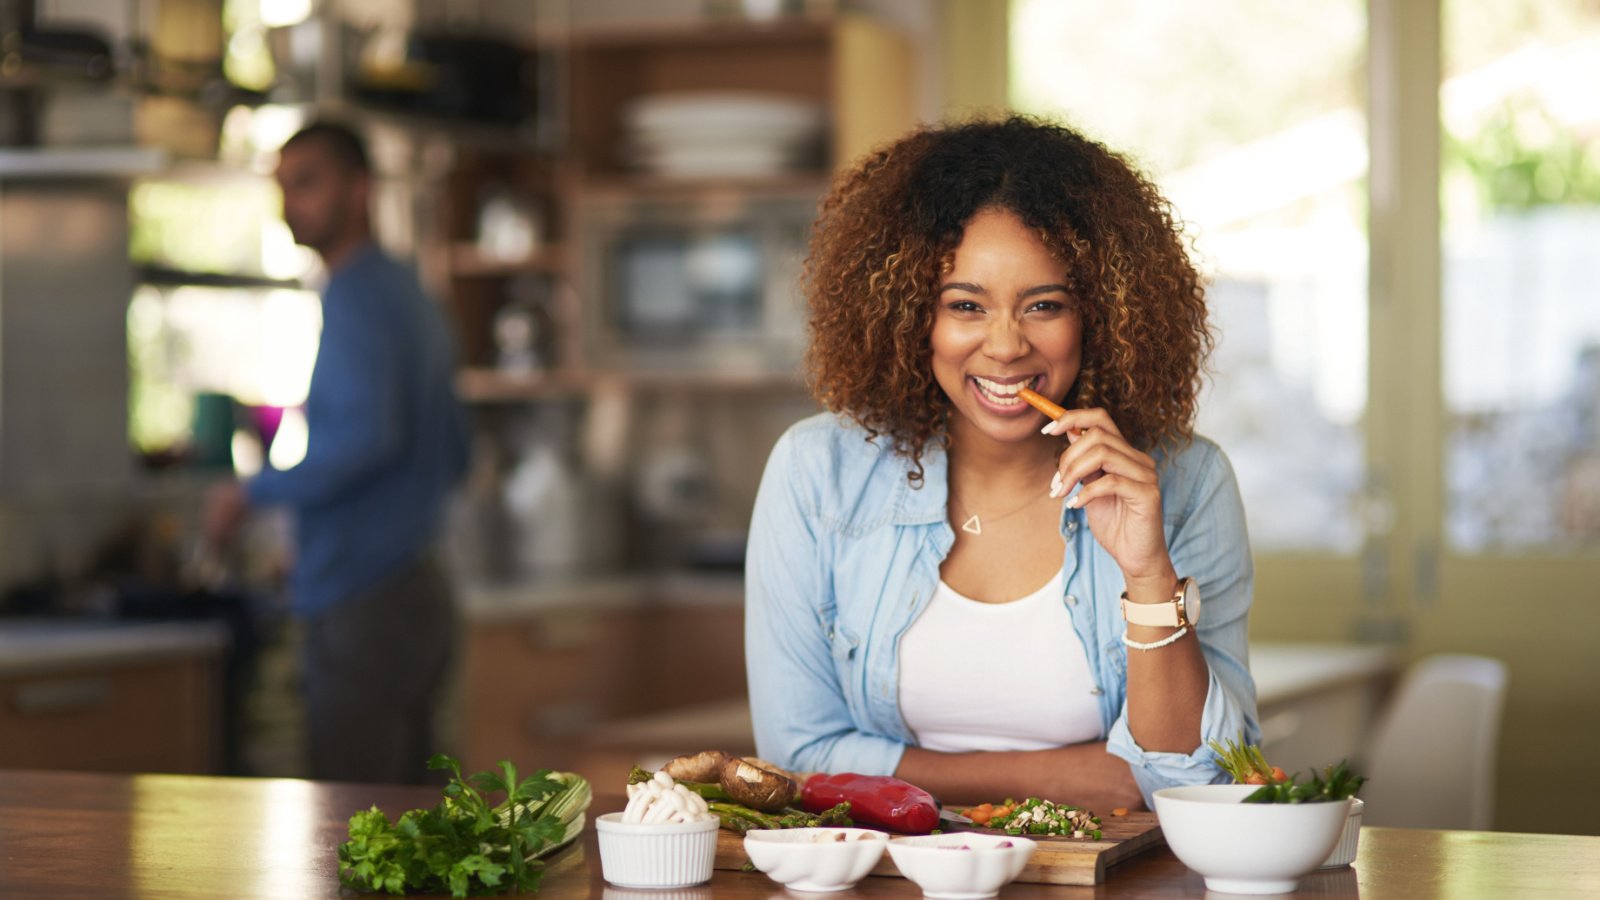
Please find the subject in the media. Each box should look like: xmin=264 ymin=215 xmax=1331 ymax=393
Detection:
xmin=1043 ymin=408 xmax=1175 ymax=588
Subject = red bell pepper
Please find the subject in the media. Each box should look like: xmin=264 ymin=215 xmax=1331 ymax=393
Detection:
xmin=800 ymin=773 xmax=940 ymax=834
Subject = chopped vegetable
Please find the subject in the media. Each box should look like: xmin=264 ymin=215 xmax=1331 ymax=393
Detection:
xmin=986 ymin=797 xmax=1101 ymax=839
xmin=338 ymin=754 xmax=590 ymax=897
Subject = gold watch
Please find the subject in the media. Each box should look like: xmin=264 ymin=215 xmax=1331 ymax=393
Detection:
xmin=1120 ymin=577 xmax=1201 ymax=628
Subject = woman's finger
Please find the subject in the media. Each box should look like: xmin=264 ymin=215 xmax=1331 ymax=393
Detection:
xmin=1064 ymin=471 xmax=1161 ymax=510
xmin=1051 ymin=443 xmax=1157 ymax=498
xmin=1041 ymin=407 xmax=1126 ymax=441
xmin=1053 ymin=426 xmax=1155 ymax=475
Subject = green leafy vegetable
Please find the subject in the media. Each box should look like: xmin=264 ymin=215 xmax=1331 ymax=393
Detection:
xmin=1242 ymin=760 xmax=1367 ymax=805
xmin=338 ymin=754 xmax=591 ymax=897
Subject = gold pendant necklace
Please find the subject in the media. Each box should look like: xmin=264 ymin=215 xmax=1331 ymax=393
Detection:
xmin=952 ymin=489 xmax=1046 ymax=536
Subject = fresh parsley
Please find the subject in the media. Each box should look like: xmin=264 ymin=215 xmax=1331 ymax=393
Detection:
xmin=338 ymin=754 xmax=588 ymax=897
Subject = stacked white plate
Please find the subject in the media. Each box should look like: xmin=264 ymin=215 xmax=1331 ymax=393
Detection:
xmin=622 ymin=91 xmax=825 ymax=177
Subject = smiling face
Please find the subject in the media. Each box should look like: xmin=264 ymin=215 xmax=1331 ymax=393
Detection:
xmin=930 ymin=206 xmax=1082 ymax=447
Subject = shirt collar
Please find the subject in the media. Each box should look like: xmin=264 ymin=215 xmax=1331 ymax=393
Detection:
xmin=892 ymin=439 xmax=950 ymax=526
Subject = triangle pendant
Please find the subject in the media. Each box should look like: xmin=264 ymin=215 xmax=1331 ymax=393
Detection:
xmin=961 ymin=514 xmax=982 ymax=535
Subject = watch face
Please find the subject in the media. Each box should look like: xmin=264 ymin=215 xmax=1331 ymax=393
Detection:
xmin=1183 ymin=578 xmax=1202 ymax=625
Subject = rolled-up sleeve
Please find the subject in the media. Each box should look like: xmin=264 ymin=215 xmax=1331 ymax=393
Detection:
xmin=1106 ymin=443 xmax=1259 ymax=804
xmin=745 ymin=429 xmax=907 ymax=776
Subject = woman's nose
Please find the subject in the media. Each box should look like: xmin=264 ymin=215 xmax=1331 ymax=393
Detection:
xmin=983 ymin=316 xmax=1028 ymax=361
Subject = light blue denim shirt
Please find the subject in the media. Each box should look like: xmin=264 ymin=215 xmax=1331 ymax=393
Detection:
xmin=744 ymin=412 xmax=1260 ymax=806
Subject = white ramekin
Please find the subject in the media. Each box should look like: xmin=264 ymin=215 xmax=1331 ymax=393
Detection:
xmin=1319 ymin=798 xmax=1364 ymax=868
xmin=594 ymin=811 xmax=720 ymax=889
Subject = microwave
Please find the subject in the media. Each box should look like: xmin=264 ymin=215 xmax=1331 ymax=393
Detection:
xmin=576 ymin=189 xmax=817 ymax=373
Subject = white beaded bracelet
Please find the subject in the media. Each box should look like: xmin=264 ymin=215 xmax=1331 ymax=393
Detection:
xmin=1123 ymin=625 xmax=1189 ymax=651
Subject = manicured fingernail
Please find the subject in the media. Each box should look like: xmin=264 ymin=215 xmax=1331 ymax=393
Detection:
xmin=1065 ymin=493 xmax=1082 ymax=509
xmin=1049 ymin=471 xmax=1063 ymax=498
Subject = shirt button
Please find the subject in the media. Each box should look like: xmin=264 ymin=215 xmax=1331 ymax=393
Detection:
xmin=1065 ymin=594 xmax=1078 ymax=606
xmin=1066 ymin=521 xmax=1078 ymax=533
xmin=1089 ymin=686 xmax=1105 ymax=696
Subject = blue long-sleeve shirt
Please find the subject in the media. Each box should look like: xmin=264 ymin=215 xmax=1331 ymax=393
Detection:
xmin=247 ymin=244 xmax=469 ymax=616
xmin=745 ymin=412 xmax=1259 ymax=806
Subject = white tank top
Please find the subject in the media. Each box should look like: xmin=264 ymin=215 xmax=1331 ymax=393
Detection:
xmin=897 ymin=570 xmax=1103 ymax=753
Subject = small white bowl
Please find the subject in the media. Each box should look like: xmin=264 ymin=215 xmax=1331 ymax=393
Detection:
xmin=885 ymin=832 xmax=1036 ymax=900
xmin=1152 ymin=784 xmax=1350 ymax=895
xmin=1320 ymin=797 xmax=1364 ymax=868
xmin=743 ymin=826 xmax=889 ymax=892
xmin=594 ymin=811 xmax=720 ymax=889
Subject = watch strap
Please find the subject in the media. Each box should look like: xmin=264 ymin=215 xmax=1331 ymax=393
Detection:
xmin=1120 ymin=577 xmax=1192 ymax=628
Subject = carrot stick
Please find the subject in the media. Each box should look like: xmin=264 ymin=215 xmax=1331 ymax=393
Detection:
xmin=1018 ymin=387 xmax=1067 ymax=420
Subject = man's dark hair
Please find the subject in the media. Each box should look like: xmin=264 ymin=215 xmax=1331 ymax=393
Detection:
xmin=282 ymin=120 xmax=371 ymax=174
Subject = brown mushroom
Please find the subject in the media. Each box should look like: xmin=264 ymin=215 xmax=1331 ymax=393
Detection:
xmin=719 ymin=756 xmax=799 ymax=812
xmin=661 ymin=750 xmax=735 ymax=785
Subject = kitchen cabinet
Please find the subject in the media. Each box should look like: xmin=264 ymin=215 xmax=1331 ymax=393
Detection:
xmin=0 ymin=620 xmax=226 ymax=773
xmin=455 ymin=575 xmax=745 ymax=780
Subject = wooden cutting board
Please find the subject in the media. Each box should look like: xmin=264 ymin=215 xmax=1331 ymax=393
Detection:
xmin=713 ymin=812 xmax=1165 ymax=886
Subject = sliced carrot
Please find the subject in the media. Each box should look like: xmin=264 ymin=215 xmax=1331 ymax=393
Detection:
xmin=1111 ymin=807 xmax=1128 ymax=816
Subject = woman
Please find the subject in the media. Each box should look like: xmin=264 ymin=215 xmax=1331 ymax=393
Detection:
xmin=744 ymin=116 xmax=1258 ymax=810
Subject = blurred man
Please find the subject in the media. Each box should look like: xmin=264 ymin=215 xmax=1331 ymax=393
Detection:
xmin=204 ymin=121 xmax=469 ymax=784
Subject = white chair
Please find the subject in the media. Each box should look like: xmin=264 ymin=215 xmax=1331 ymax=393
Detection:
xmin=1359 ymin=654 xmax=1508 ymax=830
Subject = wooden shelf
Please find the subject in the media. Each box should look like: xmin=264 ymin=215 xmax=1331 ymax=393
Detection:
xmin=448 ymin=243 xmax=566 ymax=278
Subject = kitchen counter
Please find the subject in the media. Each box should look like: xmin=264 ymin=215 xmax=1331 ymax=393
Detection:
xmin=459 ymin=570 xmax=743 ymax=622
xmin=3 ymin=769 xmax=1595 ymax=898
xmin=0 ymin=618 xmax=227 ymax=677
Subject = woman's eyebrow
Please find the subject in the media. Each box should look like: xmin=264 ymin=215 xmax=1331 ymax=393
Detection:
xmin=939 ymin=281 xmax=987 ymax=295
xmin=938 ymin=282 xmax=1070 ymax=297
xmin=1019 ymin=283 xmax=1071 ymax=298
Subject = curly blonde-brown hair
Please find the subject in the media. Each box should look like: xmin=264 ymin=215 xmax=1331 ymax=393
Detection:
xmin=804 ymin=115 xmax=1212 ymax=484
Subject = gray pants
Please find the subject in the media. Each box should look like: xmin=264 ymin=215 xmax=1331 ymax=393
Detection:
xmin=303 ymin=556 xmax=458 ymax=784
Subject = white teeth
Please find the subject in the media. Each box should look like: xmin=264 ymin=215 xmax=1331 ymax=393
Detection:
xmin=972 ymin=376 xmax=1031 ymax=404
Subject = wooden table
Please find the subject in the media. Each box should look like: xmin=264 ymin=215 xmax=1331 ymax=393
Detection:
xmin=4 ymin=770 xmax=1597 ymax=898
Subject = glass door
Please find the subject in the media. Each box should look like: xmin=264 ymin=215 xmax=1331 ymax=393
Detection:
xmin=1429 ymin=0 xmax=1600 ymax=835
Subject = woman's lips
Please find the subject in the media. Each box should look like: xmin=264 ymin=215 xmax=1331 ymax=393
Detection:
xmin=969 ymin=375 xmax=1042 ymax=415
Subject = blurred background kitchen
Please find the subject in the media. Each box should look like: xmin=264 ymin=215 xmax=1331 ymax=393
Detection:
xmin=0 ymin=0 xmax=1595 ymax=836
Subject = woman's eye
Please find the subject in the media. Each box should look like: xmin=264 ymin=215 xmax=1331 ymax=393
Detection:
xmin=1027 ymin=299 xmax=1068 ymax=314
xmin=946 ymin=299 xmax=983 ymax=313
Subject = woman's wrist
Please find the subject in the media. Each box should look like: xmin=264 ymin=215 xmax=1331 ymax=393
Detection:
xmin=1121 ymin=564 xmax=1180 ymax=605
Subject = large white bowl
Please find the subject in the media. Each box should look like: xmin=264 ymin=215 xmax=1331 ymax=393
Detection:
xmin=1152 ymin=784 xmax=1351 ymax=895
xmin=885 ymin=832 xmax=1036 ymax=900
xmin=743 ymin=827 xmax=889 ymax=892
xmin=594 ymin=811 xmax=719 ymax=889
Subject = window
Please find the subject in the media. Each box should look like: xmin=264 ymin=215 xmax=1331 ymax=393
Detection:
xmin=1011 ymin=0 xmax=1369 ymax=552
